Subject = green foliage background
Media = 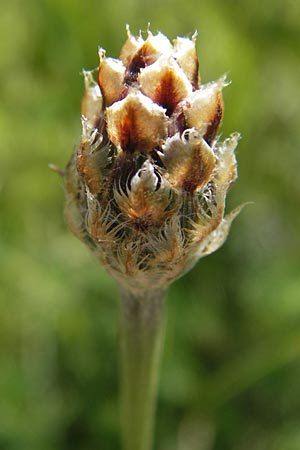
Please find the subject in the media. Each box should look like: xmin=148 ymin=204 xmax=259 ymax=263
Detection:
xmin=1 ymin=0 xmax=300 ymax=449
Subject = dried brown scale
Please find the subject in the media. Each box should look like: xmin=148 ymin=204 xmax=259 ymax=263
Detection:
xmin=203 ymin=95 xmax=224 ymax=145
xmin=76 ymin=142 xmax=102 ymax=195
xmin=152 ymin=69 xmax=183 ymax=116
xmin=124 ymin=39 xmax=167 ymax=85
xmin=64 ymin=28 xmax=240 ymax=294
xmin=190 ymin=56 xmax=200 ymax=90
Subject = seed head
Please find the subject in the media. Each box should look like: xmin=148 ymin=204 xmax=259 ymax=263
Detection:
xmin=64 ymin=27 xmax=240 ymax=294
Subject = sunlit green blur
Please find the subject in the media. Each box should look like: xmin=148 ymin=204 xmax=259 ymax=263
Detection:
xmin=1 ymin=0 xmax=300 ymax=449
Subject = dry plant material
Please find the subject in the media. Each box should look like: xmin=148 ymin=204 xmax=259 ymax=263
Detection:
xmin=65 ymin=27 xmax=240 ymax=295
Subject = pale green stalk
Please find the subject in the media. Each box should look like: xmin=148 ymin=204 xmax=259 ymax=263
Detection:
xmin=119 ymin=288 xmax=167 ymax=450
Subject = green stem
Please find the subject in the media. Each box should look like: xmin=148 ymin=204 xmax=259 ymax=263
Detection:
xmin=119 ymin=288 xmax=167 ymax=450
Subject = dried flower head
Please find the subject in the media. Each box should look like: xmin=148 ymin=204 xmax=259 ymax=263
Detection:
xmin=64 ymin=27 xmax=240 ymax=294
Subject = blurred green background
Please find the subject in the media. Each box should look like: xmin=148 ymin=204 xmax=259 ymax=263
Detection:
xmin=1 ymin=0 xmax=300 ymax=449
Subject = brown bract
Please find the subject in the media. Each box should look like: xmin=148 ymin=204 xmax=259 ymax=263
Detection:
xmin=106 ymin=91 xmax=168 ymax=152
xmin=98 ymin=56 xmax=125 ymax=107
xmin=173 ymin=35 xmax=200 ymax=88
xmin=139 ymin=56 xmax=192 ymax=116
xmin=161 ymin=132 xmax=216 ymax=193
xmin=183 ymin=79 xmax=225 ymax=144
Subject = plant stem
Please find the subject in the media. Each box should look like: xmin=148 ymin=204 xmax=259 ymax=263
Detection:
xmin=119 ymin=287 xmax=167 ymax=450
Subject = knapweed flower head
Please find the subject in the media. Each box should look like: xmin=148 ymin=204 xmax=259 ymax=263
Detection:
xmin=65 ymin=27 xmax=240 ymax=294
